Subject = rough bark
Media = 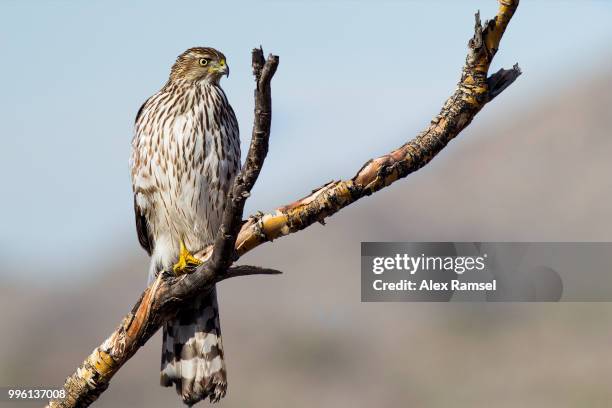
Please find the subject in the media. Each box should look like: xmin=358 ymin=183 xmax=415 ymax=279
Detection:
xmin=49 ymin=1 xmax=520 ymax=406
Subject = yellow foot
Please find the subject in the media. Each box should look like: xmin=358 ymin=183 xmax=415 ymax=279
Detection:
xmin=172 ymin=240 xmax=202 ymax=275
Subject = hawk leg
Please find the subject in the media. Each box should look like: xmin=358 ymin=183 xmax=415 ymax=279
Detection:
xmin=173 ymin=240 xmax=202 ymax=275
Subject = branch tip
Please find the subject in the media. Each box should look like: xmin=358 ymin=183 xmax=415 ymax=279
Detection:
xmin=225 ymin=265 xmax=283 ymax=279
xmin=486 ymin=64 xmax=522 ymax=100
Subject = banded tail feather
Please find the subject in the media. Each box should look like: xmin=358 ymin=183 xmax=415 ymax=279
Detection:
xmin=161 ymin=287 xmax=227 ymax=405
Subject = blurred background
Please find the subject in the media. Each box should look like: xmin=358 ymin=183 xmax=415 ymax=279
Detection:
xmin=1 ymin=1 xmax=612 ymax=407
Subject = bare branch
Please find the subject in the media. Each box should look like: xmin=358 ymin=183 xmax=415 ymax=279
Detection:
xmin=223 ymin=265 xmax=283 ymax=279
xmin=487 ymin=64 xmax=522 ymax=101
xmin=49 ymin=1 xmax=520 ymax=406
xmin=231 ymin=0 xmax=520 ymax=257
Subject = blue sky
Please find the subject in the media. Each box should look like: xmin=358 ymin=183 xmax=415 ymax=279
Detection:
xmin=1 ymin=1 xmax=611 ymax=282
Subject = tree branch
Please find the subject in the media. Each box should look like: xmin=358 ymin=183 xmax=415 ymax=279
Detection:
xmin=49 ymin=1 xmax=520 ymax=406
xmin=230 ymin=0 xmax=521 ymax=257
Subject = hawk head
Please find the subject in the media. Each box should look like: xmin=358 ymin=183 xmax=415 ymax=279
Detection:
xmin=169 ymin=47 xmax=229 ymax=84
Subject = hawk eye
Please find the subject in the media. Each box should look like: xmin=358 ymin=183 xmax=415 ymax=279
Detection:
xmin=198 ymin=58 xmax=209 ymax=66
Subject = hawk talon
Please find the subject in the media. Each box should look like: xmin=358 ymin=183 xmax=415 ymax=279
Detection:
xmin=173 ymin=240 xmax=202 ymax=275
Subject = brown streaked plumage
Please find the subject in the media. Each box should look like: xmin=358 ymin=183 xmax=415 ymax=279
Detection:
xmin=130 ymin=47 xmax=240 ymax=405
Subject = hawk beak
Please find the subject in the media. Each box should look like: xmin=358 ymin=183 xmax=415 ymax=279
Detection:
xmin=219 ymin=60 xmax=230 ymax=77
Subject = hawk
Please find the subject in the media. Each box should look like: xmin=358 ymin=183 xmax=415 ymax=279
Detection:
xmin=130 ymin=47 xmax=240 ymax=405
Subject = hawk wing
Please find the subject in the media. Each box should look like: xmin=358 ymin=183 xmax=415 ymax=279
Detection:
xmin=134 ymin=196 xmax=153 ymax=255
xmin=132 ymin=98 xmax=154 ymax=256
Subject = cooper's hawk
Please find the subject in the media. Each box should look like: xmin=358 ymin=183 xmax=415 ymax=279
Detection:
xmin=130 ymin=47 xmax=240 ymax=405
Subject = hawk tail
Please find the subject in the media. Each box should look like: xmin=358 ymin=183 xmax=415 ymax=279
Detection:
xmin=161 ymin=287 xmax=227 ymax=405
